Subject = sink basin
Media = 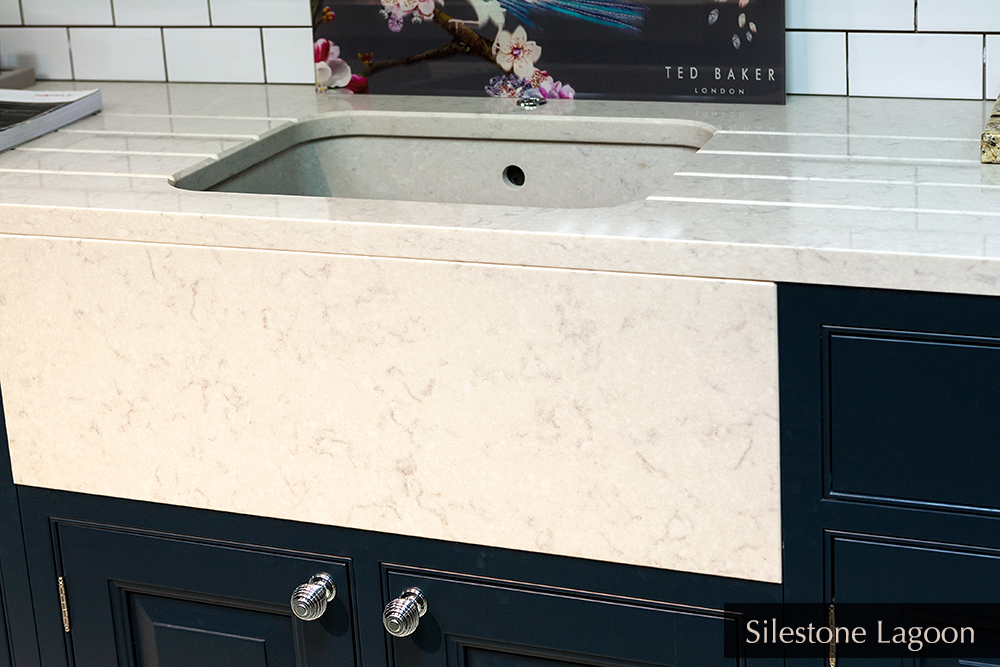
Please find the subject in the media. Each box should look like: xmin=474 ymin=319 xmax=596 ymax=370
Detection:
xmin=170 ymin=111 xmax=715 ymax=209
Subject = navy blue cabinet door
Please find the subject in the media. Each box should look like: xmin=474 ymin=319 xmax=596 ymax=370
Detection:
xmin=779 ymin=284 xmax=1000 ymax=667
xmin=382 ymin=568 xmax=739 ymax=667
xmin=0 ymin=580 xmax=11 ymax=667
xmin=53 ymin=522 xmax=357 ymax=667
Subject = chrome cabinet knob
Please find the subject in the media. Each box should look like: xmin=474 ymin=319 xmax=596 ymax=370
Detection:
xmin=383 ymin=587 xmax=427 ymax=637
xmin=291 ymin=573 xmax=336 ymax=621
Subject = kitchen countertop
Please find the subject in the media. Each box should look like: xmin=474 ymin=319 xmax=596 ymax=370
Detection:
xmin=13 ymin=81 xmax=996 ymax=581
xmin=0 ymin=81 xmax=998 ymax=296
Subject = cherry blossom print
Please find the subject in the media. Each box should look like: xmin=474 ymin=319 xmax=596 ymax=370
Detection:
xmin=492 ymin=26 xmax=541 ymax=79
xmin=314 ymin=38 xmax=352 ymax=88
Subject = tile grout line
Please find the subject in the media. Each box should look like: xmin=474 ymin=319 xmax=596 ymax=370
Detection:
xmin=65 ymin=27 xmax=75 ymax=81
xmin=844 ymin=31 xmax=850 ymax=97
xmin=259 ymin=27 xmax=268 ymax=84
xmin=161 ymin=27 xmax=169 ymax=83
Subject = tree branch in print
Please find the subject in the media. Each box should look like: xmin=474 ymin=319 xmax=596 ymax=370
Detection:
xmin=361 ymin=9 xmax=498 ymax=78
xmin=311 ymin=0 xmax=336 ymax=28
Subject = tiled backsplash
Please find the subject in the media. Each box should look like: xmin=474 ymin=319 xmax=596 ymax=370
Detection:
xmin=0 ymin=0 xmax=996 ymax=100
xmin=0 ymin=0 xmax=313 ymax=83
xmin=787 ymin=0 xmax=999 ymax=100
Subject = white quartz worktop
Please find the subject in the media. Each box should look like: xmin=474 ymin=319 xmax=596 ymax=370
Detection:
xmin=0 ymin=81 xmax=997 ymax=295
xmin=0 ymin=82 xmax=996 ymax=586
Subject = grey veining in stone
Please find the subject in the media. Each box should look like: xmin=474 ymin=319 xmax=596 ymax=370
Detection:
xmin=0 ymin=82 xmax=997 ymax=585
xmin=0 ymin=82 xmax=995 ymax=297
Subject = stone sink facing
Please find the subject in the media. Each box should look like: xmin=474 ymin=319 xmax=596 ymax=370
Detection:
xmin=169 ymin=111 xmax=715 ymax=208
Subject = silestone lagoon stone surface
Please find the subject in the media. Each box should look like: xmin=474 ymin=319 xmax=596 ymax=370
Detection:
xmin=0 ymin=236 xmax=780 ymax=582
xmin=1 ymin=83 xmax=997 ymax=586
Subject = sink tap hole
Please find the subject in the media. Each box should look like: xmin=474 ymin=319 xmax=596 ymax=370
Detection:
xmin=503 ymin=165 xmax=525 ymax=188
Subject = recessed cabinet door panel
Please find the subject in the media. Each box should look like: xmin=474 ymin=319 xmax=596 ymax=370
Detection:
xmin=55 ymin=522 xmax=355 ymax=667
xmin=828 ymin=332 xmax=1000 ymax=512
xmin=830 ymin=535 xmax=1000 ymax=667
xmin=384 ymin=570 xmax=737 ymax=667
xmin=831 ymin=534 xmax=1000 ymax=603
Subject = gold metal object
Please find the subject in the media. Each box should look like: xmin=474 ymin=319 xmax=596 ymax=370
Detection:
xmin=57 ymin=576 xmax=70 ymax=633
xmin=828 ymin=603 xmax=836 ymax=667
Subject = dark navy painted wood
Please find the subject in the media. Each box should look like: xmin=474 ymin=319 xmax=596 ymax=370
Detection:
xmin=828 ymin=330 xmax=1000 ymax=513
xmin=129 ymin=593 xmax=293 ymax=667
xmin=52 ymin=521 xmax=355 ymax=667
xmin=830 ymin=534 xmax=1000 ymax=603
xmin=383 ymin=567 xmax=739 ymax=667
xmin=779 ymin=284 xmax=1000 ymax=608
xmin=0 ymin=579 xmax=10 ymax=667
xmin=830 ymin=534 xmax=1000 ymax=667
xmin=0 ymin=389 xmax=40 ymax=667
xmin=18 ymin=486 xmax=780 ymax=667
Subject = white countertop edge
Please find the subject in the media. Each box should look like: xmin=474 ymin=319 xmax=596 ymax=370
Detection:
xmin=3 ymin=202 xmax=1000 ymax=297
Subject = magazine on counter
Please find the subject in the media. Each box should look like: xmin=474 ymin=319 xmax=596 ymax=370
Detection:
xmin=0 ymin=88 xmax=102 ymax=152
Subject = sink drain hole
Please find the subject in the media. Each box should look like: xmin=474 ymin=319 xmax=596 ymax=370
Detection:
xmin=503 ymin=165 xmax=525 ymax=187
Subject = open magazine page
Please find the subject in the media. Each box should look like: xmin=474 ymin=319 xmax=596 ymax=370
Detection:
xmin=0 ymin=89 xmax=102 ymax=151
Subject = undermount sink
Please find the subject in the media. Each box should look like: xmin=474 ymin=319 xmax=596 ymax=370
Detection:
xmin=170 ymin=111 xmax=715 ymax=209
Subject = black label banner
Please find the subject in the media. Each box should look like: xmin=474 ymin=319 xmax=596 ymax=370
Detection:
xmin=725 ymin=604 xmax=1000 ymax=659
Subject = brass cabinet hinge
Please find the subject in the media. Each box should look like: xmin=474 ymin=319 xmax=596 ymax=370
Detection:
xmin=828 ymin=603 xmax=836 ymax=667
xmin=57 ymin=576 xmax=70 ymax=633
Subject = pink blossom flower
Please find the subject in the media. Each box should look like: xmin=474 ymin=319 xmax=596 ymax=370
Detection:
xmin=346 ymin=75 xmax=369 ymax=94
xmin=539 ymin=77 xmax=574 ymax=99
xmin=492 ymin=26 xmax=541 ymax=79
xmin=314 ymin=38 xmax=332 ymax=63
xmin=528 ymin=69 xmax=575 ymax=99
xmin=314 ymin=39 xmax=352 ymax=89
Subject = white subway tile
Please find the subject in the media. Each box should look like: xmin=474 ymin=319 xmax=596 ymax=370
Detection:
xmin=163 ymin=28 xmax=265 ymax=83
xmin=209 ymin=0 xmax=311 ymax=26
xmin=988 ymin=35 xmax=1000 ymax=101
xmin=0 ymin=0 xmax=21 ymax=25
xmin=785 ymin=0 xmax=914 ymax=30
xmin=262 ymin=27 xmax=313 ymax=83
xmin=0 ymin=27 xmax=72 ymax=78
xmin=69 ymin=28 xmax=166 ymax=81
xmin=113 ymin=0 xmax=210 ymax=26
xmin=917 ymin=0 xmax=1000 ymax=32
xmin=22 ymin=0 xmax=113 ymax=25
xmin=849 ymin=33 xmax=984 ymax=100
xmin=786 ymin=31 xmax=846 ymax=95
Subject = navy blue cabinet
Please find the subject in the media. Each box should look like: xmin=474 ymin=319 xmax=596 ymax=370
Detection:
xmin=0 ymin=580 xmax=10 ymax=667
xmin=779 ymin=284 xmax=1000 ymax=665
xmin=0 ymin=394 xmax=39 ymax=667
xmin=15 ymin=488 xmax=778 ymax=667
xmin=383 ymin=568 xmax=740 ymax=667
xmin=53 ymin=522 xmax=356 ymax=667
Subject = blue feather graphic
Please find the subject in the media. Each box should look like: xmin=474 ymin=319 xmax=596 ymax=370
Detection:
xmin=497 ymin=0 xmax=646 ymax=30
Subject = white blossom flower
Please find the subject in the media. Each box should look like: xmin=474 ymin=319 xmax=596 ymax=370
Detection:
xmin=492 ymin=26 xmax=540 ymax=79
